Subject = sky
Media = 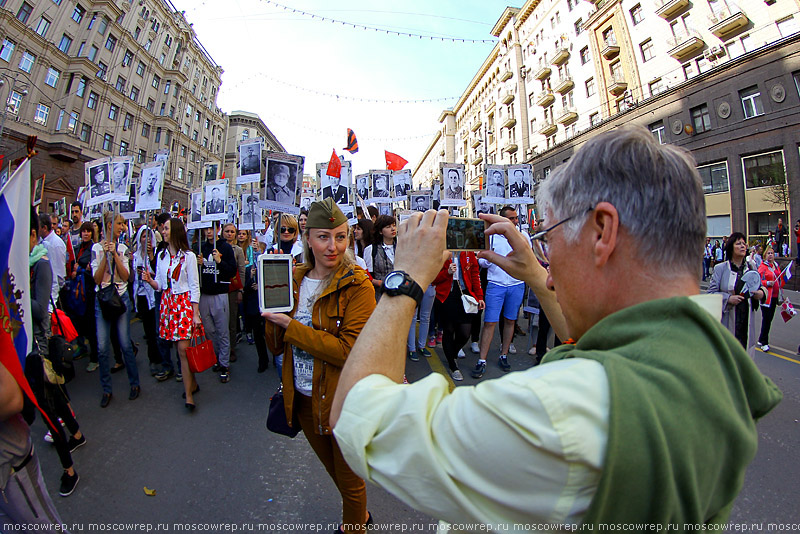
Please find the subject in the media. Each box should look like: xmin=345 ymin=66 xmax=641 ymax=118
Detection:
xmin=169 ymin=0 xmax=508 ymax=178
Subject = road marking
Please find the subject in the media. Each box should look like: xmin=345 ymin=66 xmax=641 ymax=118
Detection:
xmin=426 ymin=346 xmax=456 ymax=392
xmin=761 ymin=348 xmax=800 ymax=366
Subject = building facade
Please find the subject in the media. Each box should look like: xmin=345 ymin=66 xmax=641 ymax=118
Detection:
xmin=222 ymin=110 xmax=284 ymax=195
xmin=0 ymin=0 xmax=225 ymax=212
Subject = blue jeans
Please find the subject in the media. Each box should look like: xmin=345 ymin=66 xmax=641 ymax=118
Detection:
xmin=95 ymin=291 xmax=139 ymax=394
xmin=408 ymin=285 xmax=436 ymax=351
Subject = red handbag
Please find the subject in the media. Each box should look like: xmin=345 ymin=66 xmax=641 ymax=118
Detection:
xmin=186 ymin=325 xmax=216 ymax=373
xmin=228 ymin=271 xmax=243 ymax=292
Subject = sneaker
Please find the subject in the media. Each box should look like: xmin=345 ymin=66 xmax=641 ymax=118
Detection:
xmin=219 ymin=368 xmax=230 ymax=383
xmin=417 ymin=347 xmax=431 ymax=358
xmin=761 ymin=344 xmax=770 ymax=352
xmin=59 ymin=471 xmax=79 ymax=497
xmin=471 ymin=361 xmax=486 ymax=379
xmin=155 ymin=369 xmax=174 ymax=382
xmin=451 ymin=369 xmax=464 ymax=381
xmin=175 ymin=373 xmax=183 ymax=382
xmin=508 ymin=343 xmax=517 ymax=355
xmin=149 ymin=364 xmax=161 ymax=376
xmin=44 ymin=431 xmax=54 ymax=443
xmin=212 ymin=363 xmax=223 ymax=373
xmin=436 ymin=332 xmax=443 ymax=344
xmin=408 ymin=350 xmax=419 ymax=362
xmin=457 ymin=349 xmax=466 ymax=358
xmin=427 ymin=337 xmax=436 ymax=348
xmin=86 ymin=362 xmax=99 ymax=373
xmin=470 ymin=342 xmax=480 ymax=353
xmin=499 ymin=355 xmax=511 ymax=372
xmin=246 ymin=333 xmax=255 ymax=345
xmin=68 ymin=434 xmax=86 ymax=453
xmin=528 ymin=346 xmax=537 ymax=356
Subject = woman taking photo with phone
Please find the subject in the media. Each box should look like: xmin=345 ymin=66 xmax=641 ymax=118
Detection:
xmin=264 ymin=199 xmax=375 ymax=533
xmin=142 ymin=218 xmax=201 ymax=410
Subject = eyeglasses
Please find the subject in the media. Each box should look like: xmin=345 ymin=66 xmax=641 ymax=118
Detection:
xmin=530 ymin=207 xmax=593 ymax=264
xmin=280 ymin=227 xmax=296 ymax=234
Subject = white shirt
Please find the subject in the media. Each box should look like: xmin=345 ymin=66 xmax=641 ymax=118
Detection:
xmin=363 ymin=244 xmax=395 ymax=274
xmin=478 ymin=233 xmax=531 ymax=287
xmin=154 ymin=249 xmax=200 ymax=303
xmin=42 ymin=232 xmax=66 ymax=309
xmin=91 ymin=243 xmax=130 ymax=296
xmin=293 ymin=277 xmax=324 ymax=396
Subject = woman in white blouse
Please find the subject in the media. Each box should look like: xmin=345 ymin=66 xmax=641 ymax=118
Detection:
xmin=142 ymin=218 xmax=201 ymax=411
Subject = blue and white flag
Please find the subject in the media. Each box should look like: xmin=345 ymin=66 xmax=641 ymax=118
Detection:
xmin=0 ymin=158 xmax=32 ymax=366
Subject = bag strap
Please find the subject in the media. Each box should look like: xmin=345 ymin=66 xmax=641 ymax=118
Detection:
xmin=49 ymin=296 xmax=65 ymax=333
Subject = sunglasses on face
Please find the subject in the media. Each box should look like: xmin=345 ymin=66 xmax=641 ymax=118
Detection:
xmin=280 ymin=227 xmax=296 ymax=234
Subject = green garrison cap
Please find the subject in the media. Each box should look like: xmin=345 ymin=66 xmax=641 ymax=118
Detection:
xmin=307 ymin=198 xmax=348 ymax=229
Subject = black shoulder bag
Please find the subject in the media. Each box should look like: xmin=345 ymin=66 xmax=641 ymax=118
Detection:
xmin=97 ymin=247 xmax=127 ymax=320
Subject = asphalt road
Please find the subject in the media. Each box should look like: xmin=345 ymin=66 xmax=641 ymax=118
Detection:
xmin=33 ymin=294 xmax=800 ymax=532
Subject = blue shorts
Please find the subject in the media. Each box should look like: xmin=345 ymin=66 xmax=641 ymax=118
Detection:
xmin=483 ymin=282 xmax=525 ymax=323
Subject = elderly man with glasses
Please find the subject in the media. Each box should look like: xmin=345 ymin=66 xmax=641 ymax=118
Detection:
xmin=328 ymin=126 xmax=782 ymax=531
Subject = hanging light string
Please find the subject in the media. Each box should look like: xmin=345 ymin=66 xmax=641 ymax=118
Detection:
xmin=260 ymin=110 xmax=435 ymax=143
xmin=259 ymin=0 xmax=496 ymax=44
xmin=224 ymin=72 xmax=458 ymax=104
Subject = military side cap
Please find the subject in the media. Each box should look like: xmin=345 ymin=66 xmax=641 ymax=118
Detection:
xmin=307 ymin=198 xmax=348 ymax=229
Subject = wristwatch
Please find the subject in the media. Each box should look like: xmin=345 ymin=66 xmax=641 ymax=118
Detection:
xmin=383 ymin=270 xmax=424 ymax=307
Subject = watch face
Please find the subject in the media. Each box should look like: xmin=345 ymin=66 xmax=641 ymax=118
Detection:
xmin=384 ymin=272 xmax=403 ymax=290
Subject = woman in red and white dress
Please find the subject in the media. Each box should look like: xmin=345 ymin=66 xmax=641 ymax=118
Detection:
xmin=142 ymin=218 xmax=201 ymax=411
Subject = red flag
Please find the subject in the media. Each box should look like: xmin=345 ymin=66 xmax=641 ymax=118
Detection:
xmin=344 ymin=129 xmax=359 ymax=154
xmin=385 ymin=151 xmax=408 ymax=171
xmin=326 ymin=149 xmax=342 ymax=178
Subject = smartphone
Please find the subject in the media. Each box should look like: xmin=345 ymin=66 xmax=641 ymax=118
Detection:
xmin=446 ymin=217 xmax=487 ymax=251
xmin=257 ymin=254 xmax=294 ymax=313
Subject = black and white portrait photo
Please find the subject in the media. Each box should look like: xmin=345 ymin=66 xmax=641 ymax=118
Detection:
xmin=241 ymin=194 xmax=261 ymax=225
xmin=355 ymin=174 xmax=369 ymax=201
xmin=444 ymin=168 xmax=464 ymax=200
xmin=206 ymin=186 xmax=225 ymax=214
xmin=410 ymin=193 xmax=431 ymax=213
xmin=371 ymin=171 xmax=391 ymax=200
xmin=111 ymin=159 xmax=132 ymax=200
xmin=321 ymin=173 xmax=349 ymax=205
xmin=238 ymin=141 xmax=262 ymax=185
xmin=190 ymin=191 xmax=203 ymax=223
xmin=88 ymin=162 xmax=112 ymax=204
xmin=484 ymin=166 xmax=506 ymax=202
xmin=472 ymin=191 xmax=495 ymax=217
xmin=379 ymin=204 xmax=393 ymax=216
xmin=300 ymin=196 xmax=314 ymax=211
xmin=120 ymin=185 xmax=138 ymax=219
xmin=136 ymin=162 xmax=164 ymax=212
xmin=392 ymin=170 xmax=412 ymax=198
xmin=265 ymin=161 xmax=297 ymax=204
xmin=32 ymin=176 xmax=44 ymax=207
xmin=226 ymin=200 xmax=238 ymax=225
xmin=204 ymin=163 xmax=219 ymax=183
xmin=508 ymin=165 xmax=532 ymax=201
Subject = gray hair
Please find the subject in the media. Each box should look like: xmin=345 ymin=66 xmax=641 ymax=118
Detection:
xmin=538 ymin=125 xmax=706 ymax=278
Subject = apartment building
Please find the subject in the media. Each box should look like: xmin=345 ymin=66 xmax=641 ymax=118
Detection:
xmin=0 ymin=0 xmax=226 ymax=211
xmin=222 ymin=110 xmax=285 ymax=196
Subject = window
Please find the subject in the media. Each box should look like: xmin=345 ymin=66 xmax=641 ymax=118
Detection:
xmin=87 ymin=13 xmax=96 ymax=30
xmin=649 ymin=79 xmax=664 ymax=97
xmin=192 ymin=130 xmax=198 ymax=142
xmin=16 ymin=2 xmax=32 ymax=23
xmin=682 ymin=62 xmax=695 ymax=81
xmin=180 ymin=145 xmax=187 ymax=157
xmin=123 ymin=113 xmax=133 ymax=130
xmin=35 ymin=18 xmax=51 ymax=38
xmin=6 ymin=91 xmax=22 ymax=114
xmin=141 ymin=123 xmax=150 ymax=138
xmin=585 ymin=77 xmax=596 ymax=98
xmin=159 ymin=53 xmax=165 ymax=66
xmin=194 ymin=110 xmax=200 ymax=122
xmin=188 ymin=171 xmax=194 ymax=184
xmin=77 ymin=41 xmax=86 ymax=57
xmin=697 ymin=162 xmax=729 ymax=194
xmin=87 ymin=91 xmax=98 ymax=109
xmin=242 ymin=129 xmax=249 ymax=141
xmin=122 ymin=49 xmax=133 ymax=67
xmin=690 ymin=104 xmax=711 ymax=133
xmin=159 ymin=103 xmax=166 ymax=115
xmin=152 ymin=75 xmax=160 ymax=89
xmin=169 ymin=105 xmax=175 ymax=118
xmin=630 ymin=4 xmax=643 ymax=25
xmin=205 ymin=118 xmax=210 ymax=129
xmin=34 ymin=104 xmax=50 ymax=125
xmin=185 ymin=103 xmax=192 ymax=117
xmin=119 ymin=140 xmax=128 ymax=156
xmin=67 ymin=111 xmax=78 ymax=132
xmin=177 ymin=167 xmax=184 ymax=181
xmin=58 ymin=34 xmax=73 ymax=54
xmin=136 ymin=61 xmax=145 ymax=77
xmin=190 ymin=150 xmax=196 ymax=163
xmin=202 ymin=137 xmax=208 ymax=148
xmin=610 ymin=61 xmax=623 ymax=81
xmin=18 ymin=51 xmax=35 ymax=73
xmin=743 ymin=151 xmax=785 ymax=188
xmin=155 ymin=127 xmax=161 ymax=143
xmin=740 ymin=86 xmax=764 ymax=119
xmin=640 ymin=39 xmax=654 ymax=62
xmin=129 ymin=86 xmax=139 ymax=102
xmin=108 ymin=103 xmax=118 ymax=120
xmin=96 ymin=62 xmax=107 ymax=79
xmin=45 ymin=67 xmax=60 ymax=88
xmin=164 ymin=80 xmax=171 ymax=95
xmin=138 ymin=149 xmax=146 ymax=163
xmin=80 ymin=123 xmax=91 ymax=142
xmin=105 ymin=35 xmax=116 ymax=52
xmin=580 ymin=46 xmax=589 ymax=65
xmin=0 ymin=39 xmax=16 ymax=62
xmin=99 ymin=133 xmax=112 ymax=151
xmin=146 ymin=98 xmax=155 ymax=113
xmin=97 ymin=16 xmax=108 ymax=35
xmin=144 ymin=39 xmax=152 ymax=51
xmin=574 ymin=19 xmax=583 ymax=36
xmin=794 ymin=72 xmax=800 ymax=97
xmin=602 ymin=27 xmax=616 ymax=46
xmin=590 ymin=112 xmax=600 ymax=126
xmin=165 ymin=34 xmax=173 ymax=47
xmin=567 ymin=0 xmax=576 ymax=11
xmin=133 ymin=27 xmax=141 ymax=40
xmin=777 ymin=16 xmax=800 ymax=38
xmin=115 ymin=76 xmax=125 ymax=92
xmin=88 ymin=45 xmax=98 ymax=62
xmin=76 ymin=77 xmax=87 ymax=97
xmin=649 ymin=121 xmax=665 ymax=144
xmin=72 ymin=4 xmax=85 ymax=23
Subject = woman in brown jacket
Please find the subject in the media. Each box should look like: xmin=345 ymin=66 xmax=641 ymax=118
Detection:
xmin=264 ymin=199 xmax=375 ymax=534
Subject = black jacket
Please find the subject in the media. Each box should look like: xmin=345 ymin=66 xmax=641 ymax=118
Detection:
xmin=195 ymin=239 xmax=236 ymax=295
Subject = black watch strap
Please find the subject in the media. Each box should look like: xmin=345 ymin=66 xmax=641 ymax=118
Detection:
xmin=384 ymin=270 xmax=424 ymax=307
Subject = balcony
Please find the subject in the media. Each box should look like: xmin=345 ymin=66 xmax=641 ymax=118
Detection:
xmin=552 ymin=46 xmax=570 ymax=66
xmin=504 ymin=142 xmax=518 ymax=154
xmin=471 ymin=120 xmax=482 ymax=132
xmin=471 ymin=154 xmax=484 ymax=166
xmin=502 ymin=92 xmax=515 ymax=105
xmin=554 ymin=76 xmax=574 ymax=94
xmin=534 ymin=65 xmax=552 ymax=80
xmin=500 ymin=69 xmax=513 ymax=82
xmin=608 ymin=73 xmax=628 ymax=95
xmin=471 ymin=137 xmax=482 ymax=149
xmin=601 ymin=37 xmax=620 ymax=59
xmin=536 ymin=89 xmax=555 ymax=107
xmin=708 ymin=5 xmax=749 ymax=38
xmin=667 ymin=29 xmax=705 ymax=59
xmin=502 ymin=116 xmax=517 ymax=129
xmin=556 ymin=107 xmax=579 ymax=125
xmin=655 ymin=0 xmax=690 ymax=19
xmin=539 ymin=121 xmax=558 ymax=136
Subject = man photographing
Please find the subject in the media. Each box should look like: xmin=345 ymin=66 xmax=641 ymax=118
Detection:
xmin=329 ymin=126 xmax=781 ymax=529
